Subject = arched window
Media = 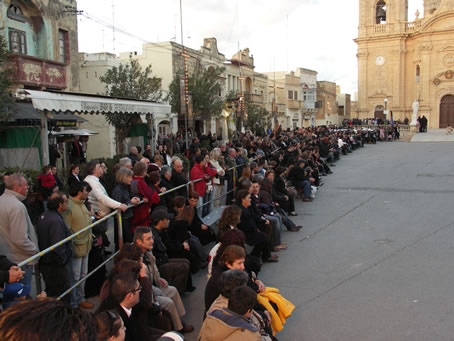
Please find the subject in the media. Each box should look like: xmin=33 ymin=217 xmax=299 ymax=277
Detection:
xmin=7 ymin=4 xmax=26 ymax=22
xmin=376 ymin=0 xmax=387 ymax=24
xmin=416 ymin=65 xmax=420 ymax=83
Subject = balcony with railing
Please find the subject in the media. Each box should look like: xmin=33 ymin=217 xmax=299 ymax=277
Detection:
xmin=287 ymin=99 xmax=302 ymax=110
xmin=11 ymin=53 xmax=67 ymax=89
xmin=245 ymin=93 xmax=265 ymax=105
xmin=358 ymin=21 xmax=422 ymax=38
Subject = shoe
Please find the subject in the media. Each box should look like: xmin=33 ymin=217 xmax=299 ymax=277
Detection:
xmin=330 ymin=164 xmax=336 ymax=167
xmin=303 ymin=198 xmax=313 ymax=202
xmin=273 ymin=244 xmax=288 ymax=251
xmin=179 ymin=323 xmax=194 ymax=334
xmin=78 ymin=301 xmax=95 ymax=309
xmin=318 ymin=182 xmax=324 ymax=187
xmin=264 ymin=255 xmax=279 ymax=263
xmin=321 ymin=173 xmax=327 ymax=176
xmin=288 ymin=226 xmax=301 ymax=232
xmin=289 ymin=212 xmax=298 ymax=216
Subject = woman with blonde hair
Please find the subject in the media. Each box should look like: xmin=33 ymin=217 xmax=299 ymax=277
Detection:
xmin=209 ymin=148 xmax=225 ymax=209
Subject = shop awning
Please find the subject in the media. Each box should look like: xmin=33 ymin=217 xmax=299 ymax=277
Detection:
xmin=23 ymin=90 xmax=171 ymax=115
xmin=9 ymin=102 xmax=87 ymax=125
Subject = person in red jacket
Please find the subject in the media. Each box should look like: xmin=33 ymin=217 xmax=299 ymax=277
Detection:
xmin=131 ymin=162 xmax=160 ymax=233
xmin=190 ymin=155 xmax=217 ymax=218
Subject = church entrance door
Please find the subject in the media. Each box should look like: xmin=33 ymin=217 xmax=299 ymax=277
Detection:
xmin=374 ymin=105 xmax=385 ymax=119
xmin=440 ymin=95 xmax=454 ymax=128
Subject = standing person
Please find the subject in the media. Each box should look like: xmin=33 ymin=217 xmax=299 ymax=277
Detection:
xmin=37 ymin=165 xmax=57 ymax=206
xmin=202 ymin=153 xmax=218 ymax=217
xmin=0 ymin=171 xmax=13 ymax=197
xmin=68 ymin=164 xmax=81 ymax=189
xmin=190 ymin=155 xmax=217 ymax=217
xmin=131 ymin=162 xmax=160 ymax=233
xmin=112 ymin=168 xmax=141 ymax=248
xmin=128 ymin=146 xmax=140 ymax=166
xmin=70 ymin=136 xmax=85 ymax=164
xmin=171 ymin=158 xmax=188 ymax=199
xmin=224 ymin=148 xmax=238 ymax=205
xmin=37 ymin=192 xmax=72 ymax=300
xmin=0 ymin=174 xmax=38 ymax=287
xmin=159 ymin=165 xmax=175 ymax=210
xmin=84 ymin=160 xmax=128 ymax=243
xmin=51 ymin=165 xmax=63 ymax=191
xmin=63 ymin=181 xmax=95 ymax=309
xmin=209 ymin=148 xmax=225 ymax=209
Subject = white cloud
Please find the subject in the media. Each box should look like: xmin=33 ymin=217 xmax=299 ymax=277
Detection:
xmin=77 ymin=0 xmax=424 ymax=95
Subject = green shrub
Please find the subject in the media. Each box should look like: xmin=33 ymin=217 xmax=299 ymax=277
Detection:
xmin=0 ymin=167 xmax=41 ymax=191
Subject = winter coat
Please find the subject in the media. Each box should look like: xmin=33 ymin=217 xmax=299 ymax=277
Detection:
xmin=0 ymin=189 xmax=39 ymax=264
xmin=198 ymin=308 xmax=260 ymax=341
xmin=63 ymin=196 xmax=93 ymax=258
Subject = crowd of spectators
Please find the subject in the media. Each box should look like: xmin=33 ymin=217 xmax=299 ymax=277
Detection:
xmin=0 ymin=125 xmax=393 ymax=340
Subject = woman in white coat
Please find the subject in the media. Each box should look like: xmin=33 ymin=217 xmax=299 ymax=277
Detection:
xmin=209 ymin=148 xmax=226 ymax=209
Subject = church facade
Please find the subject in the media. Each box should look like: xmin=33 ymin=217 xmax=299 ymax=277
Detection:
xmin=355 ymin=0 xmax=454 ymax=128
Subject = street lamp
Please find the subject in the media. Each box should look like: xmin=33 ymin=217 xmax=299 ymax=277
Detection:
xmin=384 ymin=98 xmax=388 ymax=121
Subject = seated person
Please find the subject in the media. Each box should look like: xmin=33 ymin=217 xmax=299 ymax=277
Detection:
xmin=235 ymin=189 xmax=277 ymax=263
xmin=171 ymin=206 xmax=208 ymax=266
xmin=187 ymin=192 xmax=216 ymax=245
xmin=199 ymin=285 xmax=261 ymax=341
xmin=98 ymin=272 xmax=164 ymax=341
xmin=207 ymin=269 xmax=275 ymax=341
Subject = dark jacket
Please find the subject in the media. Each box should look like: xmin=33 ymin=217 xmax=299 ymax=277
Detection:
xmin=37 ymin=210 xmax=72 ymax=266
xmin=0 ymin=255 xmax=15 ymax=284
xmin=237 ymin=204 xmax=261 ymax=238
xmin=150 ymin=226 xmax=169 ymax=267
xmin=97 ymin=276 xmax=163 ymax=341
xmin=170 ymin=170 xmax=188 ymax=198
xmin=159 ymin=177 xmax=175 ymax=209
xmin=67 ymin=174 xmax=80 ymax=189
xmin=112 ymin=183 xmax=134 ymax=219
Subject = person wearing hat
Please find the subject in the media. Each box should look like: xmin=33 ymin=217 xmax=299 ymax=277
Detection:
xmin=2 ymin=281 xmax=32 ymax=310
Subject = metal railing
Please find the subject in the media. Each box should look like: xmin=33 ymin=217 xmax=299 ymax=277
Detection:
xmin=21 ymin=147 xmax=283 ymax=300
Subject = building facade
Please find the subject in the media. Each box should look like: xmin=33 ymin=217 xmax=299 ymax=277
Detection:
xmin=0 ymin=0 xmax=79 ymax=92
xmin=316 ymin=81 xmax=338 ymax=126
xmin=296 ymin=67 xmax=317 ymax=127
xmin=355 ymin=0 xmax=454 ymax=128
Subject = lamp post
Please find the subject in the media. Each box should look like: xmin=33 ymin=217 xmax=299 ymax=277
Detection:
xmin=384 ymin=98 xmax=388 ymax=121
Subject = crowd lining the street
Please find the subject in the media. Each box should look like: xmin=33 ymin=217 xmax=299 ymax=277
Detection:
xmin=0 ymin=125 xmax=396 ymax=340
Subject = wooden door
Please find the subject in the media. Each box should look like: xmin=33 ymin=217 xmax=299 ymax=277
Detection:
xmin=440 ymin=95 xmax=454 ymax=128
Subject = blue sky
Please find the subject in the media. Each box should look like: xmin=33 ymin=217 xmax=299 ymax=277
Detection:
xmin=77 ymin=0 xmax=424 ymax=96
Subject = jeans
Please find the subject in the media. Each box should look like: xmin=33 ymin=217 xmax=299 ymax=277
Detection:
xmin=20 ymin=264 xmax=34 ymax=288
xmin=71 ymin=255 xmax=89 ymax=307
xmin=196 ymin=196 xmax=203 ymax=218
xmin=202 ymin=190 xmax=213 ymax=217
xmin=264 ymin=214 xmax=282 ymax=246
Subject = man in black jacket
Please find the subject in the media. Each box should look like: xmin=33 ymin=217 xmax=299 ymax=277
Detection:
xmin=37 ymin=192 xmax=72 ymax=300
xmin=148 ymin=210 xmax=195 ymax=294
xmin=288 ymin=159 xmax=314 ymax=202
xmin=170 ymin=159 xmax=188 ymax=198
xmin=97 ymin=272 xmax=164 ymax=341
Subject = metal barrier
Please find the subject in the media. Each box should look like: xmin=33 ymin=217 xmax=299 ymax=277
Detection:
xmin=21 ymin=147 xmax=282 ymax=300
